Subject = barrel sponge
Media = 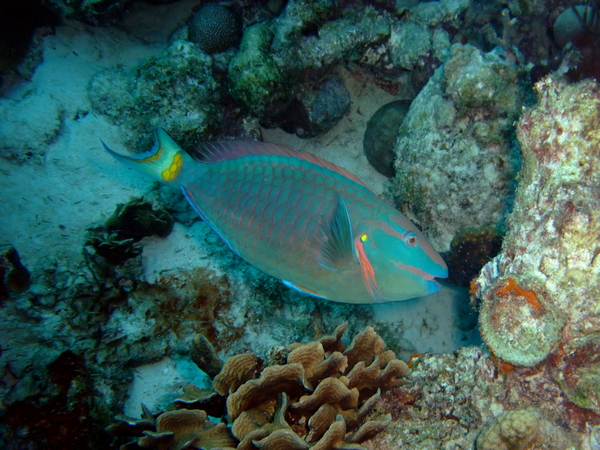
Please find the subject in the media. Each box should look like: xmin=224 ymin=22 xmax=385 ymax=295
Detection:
xmin=188 ymin=4 xmax=242 ymax=54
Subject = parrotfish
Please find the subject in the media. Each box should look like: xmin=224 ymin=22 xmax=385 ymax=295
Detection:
xmin=103 ymin=129 xmax=447 ymax=303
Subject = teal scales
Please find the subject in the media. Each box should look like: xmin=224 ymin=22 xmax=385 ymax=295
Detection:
xmin=103 ymin=129 xmax=447 ymax=303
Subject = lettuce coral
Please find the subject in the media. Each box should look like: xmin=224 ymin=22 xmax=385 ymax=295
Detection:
xmin=107 ymin=325 xmax=409 ymax=450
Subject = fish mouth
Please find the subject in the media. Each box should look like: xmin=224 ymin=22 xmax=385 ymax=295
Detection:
xmin=393 ymin=261 xmax=447 ymax=282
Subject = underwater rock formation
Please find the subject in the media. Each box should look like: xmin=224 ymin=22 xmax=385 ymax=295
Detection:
xmin=190 ymin=333 xmax=224 ymax=379
xmin=228 ymin=3 xmax=391 ymax=118
xmin=300 ymin=78 xmax=350 ymax=136
xmin=389 ymin=21 xmax=432 ymax=70
xmin=372 ymin=347 xmax=504 ymax=448
xmin=446 ymin=226 xmax=503 ymax=287
xmin=393 ymin=43 xmax=522 ymax=252
xmin=363 ymin=100 xmax=411 ymax=177
xmin=188 ymin=4 xmax=241 ymax=54
xmin=473 ymin=77 xmax=600 ymax=372
xmin=89 ymin=40 xmax=220 ymax=151
xmin=228 ymin=22 xmax=286 ymax=115
xmin=0 ymin=244 xmax=31 ymax=299
xmin=268 ymin=77 xmax=351 ymax=138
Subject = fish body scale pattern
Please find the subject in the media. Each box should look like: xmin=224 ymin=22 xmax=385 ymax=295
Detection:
xmin=182 ymin=155 xmax=383 ymax=298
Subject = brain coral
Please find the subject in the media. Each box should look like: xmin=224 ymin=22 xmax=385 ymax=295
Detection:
xmin=188 ymin=4 xmax=242 ymax=54
xmin=476 ymin=407 xmax=543 ymax=450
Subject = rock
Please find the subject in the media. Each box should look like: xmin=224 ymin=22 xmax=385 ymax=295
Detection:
xmin=389 ymin=21 xmax=432 ymax=70
xmin=393 ymin=44 xmax=522 ymax=252
xmin=0 ymin=244 xmax=31 ymax=299
xmin=303 ymin=78 xmax=350 ymax=135
xmin=89 ymin=40 xmax=220 ymax=151
xmin=363 ymin=100 xmax=411 ymax=177
xmin=472 ymin=77 xmax=600 ymax=370
xmin=227 ymin=22 xmax=286 ymax=114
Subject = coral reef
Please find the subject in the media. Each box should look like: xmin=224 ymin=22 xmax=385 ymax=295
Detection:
xmin=108 ymin=325 xmax=409 ymax=450
xmin=473 ymin=77 xmax=600 ymax=372
xmin=548 ymin=334 xmax=600 ymax=412
xmin=188 ymin=4 xmax=242 ymax=54
xmin=553 ymin=4 xmax=600 ymax=80
xmin=476 ymin=407 xmax=574 ymax=450
xmin=227 ymin=22 xmax=286 ymax=115
xmin=7 ymin=2 xmax=600 ymax=449
xmin=89 ymin=40 xmax=220 ymax=151
xmin=44 ymin=0 xmax=128 ymax=19
xmin=372 ymin=347 xmax=504 ymax=448
xmin=363 ymin=100 xmax=411 ymax=177
xmin=389 ymin=21 xmax=431 ymax=70
xmin=228 ymin=3 xmax=392 ymax=118
xmin=393 ymin=43 xmax=522 ymax=252
xmin=139 ymin=409 xmax=237 ymax=449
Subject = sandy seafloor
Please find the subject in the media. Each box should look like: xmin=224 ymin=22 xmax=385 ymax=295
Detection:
xmin=0 ymin=2 xmax=480 ymax=418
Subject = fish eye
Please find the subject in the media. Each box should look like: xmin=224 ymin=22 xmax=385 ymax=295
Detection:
xmin=403 ymin=231 xmax=418 ymax=246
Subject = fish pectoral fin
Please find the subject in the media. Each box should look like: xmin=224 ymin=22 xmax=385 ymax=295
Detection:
xmin=282 ymin=280 xmax=330 ymax=300
xmin=314 ymin=196 xmax=357 ymax=271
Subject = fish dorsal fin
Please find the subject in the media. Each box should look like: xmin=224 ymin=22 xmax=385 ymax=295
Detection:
xmin=315 ymin=197 xmax=358 ymax=271
xmin=189 ymin=140 xmax=371 ymax=191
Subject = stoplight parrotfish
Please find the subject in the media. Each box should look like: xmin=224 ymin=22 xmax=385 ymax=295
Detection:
xmin=103 ymin=129 xmax=447 ymax=304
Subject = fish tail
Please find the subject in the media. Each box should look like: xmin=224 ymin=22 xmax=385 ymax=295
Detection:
xmin=102 ymin=128 xmax=193 ymax=187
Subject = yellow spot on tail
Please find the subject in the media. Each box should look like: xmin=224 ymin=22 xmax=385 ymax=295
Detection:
xmin=161 ymin=152 xmax=183 ymax=182
xmin=360 ymin=234 xmax=368 ymax=242
xmin=141 ymin=147 xmax=162 ymax=162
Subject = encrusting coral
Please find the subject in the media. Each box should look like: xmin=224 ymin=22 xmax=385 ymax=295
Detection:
xmin=473 ymin=77 xmax=600 ymax=373
xmin=107 ymin=324 xmax=409 ymax=450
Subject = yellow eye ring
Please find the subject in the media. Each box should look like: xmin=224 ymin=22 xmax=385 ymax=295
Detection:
xmin=360 ymin=234 xmax=368 ymax=242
